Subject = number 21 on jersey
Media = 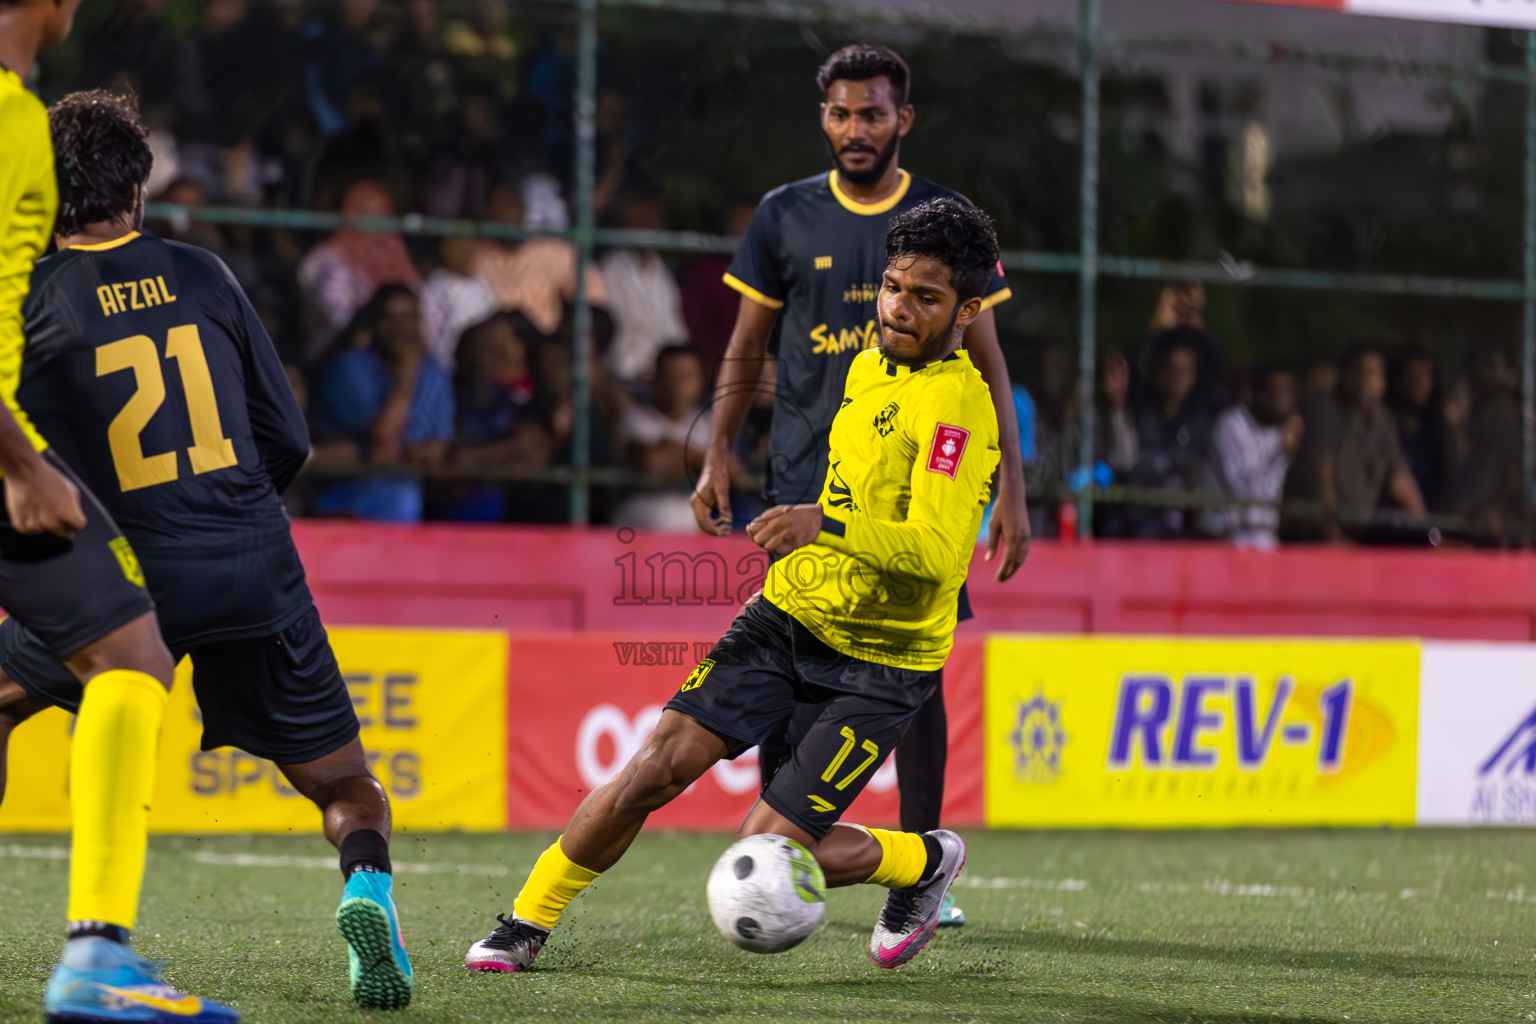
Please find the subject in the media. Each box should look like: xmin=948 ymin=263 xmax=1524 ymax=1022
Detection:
xmin=95 ymin=324 xmax=237 ymax=492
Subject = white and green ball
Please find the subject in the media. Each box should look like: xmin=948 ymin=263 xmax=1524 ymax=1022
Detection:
xmin=706 ymin=834 xmax=826 ymax=953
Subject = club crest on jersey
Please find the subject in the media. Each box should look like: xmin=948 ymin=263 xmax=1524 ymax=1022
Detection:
xmin=109 ymin=536 xmax=146 ymax=588
xmin=927 ymin=424 xmax=970 ymax=479
xmin=872 ymin=402 xmax=900 ymax=437
xmin=681 ymin=659 xmax=715 ymax=692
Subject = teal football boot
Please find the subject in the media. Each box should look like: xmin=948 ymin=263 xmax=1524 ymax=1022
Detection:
xmin=336 ymin=871 xmax=413 ymax=1009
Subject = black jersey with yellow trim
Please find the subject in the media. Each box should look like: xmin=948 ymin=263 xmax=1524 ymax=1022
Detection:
xmin=18 ymin=231 xmax=314 ymax=649
xmin=724 ymin=169 xmax=1010 ymax=506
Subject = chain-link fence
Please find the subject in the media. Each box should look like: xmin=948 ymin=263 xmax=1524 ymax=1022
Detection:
xmin=41 ymin=0 xmax=1536 ymax=544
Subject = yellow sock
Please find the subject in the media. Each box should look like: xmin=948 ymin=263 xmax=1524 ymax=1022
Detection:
xmin=511 ymin=837 xmax=601 ymax=930
xmin=864 ymin=827 xmax=929 ymax=889
xmin=67 ymin=670 xmax=167 ymax=928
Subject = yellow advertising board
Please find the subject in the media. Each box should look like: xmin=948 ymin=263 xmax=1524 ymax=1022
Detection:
xmin=984 ymin=636 xmax=1419 ymax=827
xmin=0 ymin=628 xmax=507 ymax=832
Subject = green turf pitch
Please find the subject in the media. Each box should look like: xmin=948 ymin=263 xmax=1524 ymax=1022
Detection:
xmin=1 ymin=830 xmax=1534 ymax=1023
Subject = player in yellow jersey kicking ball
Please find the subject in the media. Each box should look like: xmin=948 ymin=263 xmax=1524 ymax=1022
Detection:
xmin=0 ymin=3 xmax=234 ymax=1020
xmin=466 ymin=197 xmax=1000 ymax=973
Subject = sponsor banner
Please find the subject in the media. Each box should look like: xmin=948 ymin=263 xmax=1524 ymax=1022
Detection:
xmin=0 ymin=628 xmax=508 ymax=832
xmin=984 ymin=636 xmax=1419 ymax=827
xmin=505 ymin=634 xmax=985 ymax=830
xmin=1349 ymin=0 xmax=1536 ymax=27
xmin=1226 ymin=0 xmax=1536 ymax=27
xmin=2 ymin=705 xmax=73 ymax=831
xmin=1417 ymin=642 xmax=1536 ymax=826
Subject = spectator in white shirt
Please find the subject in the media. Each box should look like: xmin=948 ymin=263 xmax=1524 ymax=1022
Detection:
xmin=1201 ymin=366 xmax=1303 ymax=549
xmin=298 ymin=180 xmax=420 ymax=362
xmin=613 ymin=345 xmax=711 ymax=531
xmin=601 ymin=187 xmax=690 ymax=385
xmin=420 ymin=235 xmax=497 ymax=371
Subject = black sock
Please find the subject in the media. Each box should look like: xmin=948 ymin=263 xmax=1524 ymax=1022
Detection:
xmin=68 ymin=921 xmax=128 ymax=945
xmin=919 ymin=834 xmax=944 ymax=881
xmin=339 ymin=828 xmax=393 ymax=879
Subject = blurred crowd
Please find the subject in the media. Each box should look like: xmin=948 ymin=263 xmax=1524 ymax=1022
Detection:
xmin=1012 ymin=284 xmax=1527 ymax=548
xmin=36 ymin=1 xmax=1533 ymax=544
xmin=47 ymin=0 xmax=752 ymax=526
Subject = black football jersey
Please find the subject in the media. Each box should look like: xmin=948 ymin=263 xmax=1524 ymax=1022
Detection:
xmin=19 ymin=231 xmax=312 ymax=648
xmin=725 ymin=170 xmax=1010 ymax=505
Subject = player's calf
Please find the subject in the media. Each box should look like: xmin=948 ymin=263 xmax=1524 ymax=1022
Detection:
xmin=280 ymin=742 xmax=411 ymax=1008
xmin=0 ymin=676 xmax=47 ymax=805
xmin=466 ymin=711 xmax=727 ymax=972
xmin=559 ymin=709 xmax=727 ymax=873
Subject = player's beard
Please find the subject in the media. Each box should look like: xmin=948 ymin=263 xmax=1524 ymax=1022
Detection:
xmin=829 ymin=133 xmax=899 ymax=187
xmin=879 ymin=306 xmax=960 ymax=367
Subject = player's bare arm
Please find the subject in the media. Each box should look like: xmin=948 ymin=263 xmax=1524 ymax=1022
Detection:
xmin=962 ymin=308 xmax=1031 ymax=580
xmin=691 ymin=295 xmax=779 ymax=535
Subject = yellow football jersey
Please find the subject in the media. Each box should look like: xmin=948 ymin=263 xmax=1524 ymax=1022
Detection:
xmin=0 ymin=68 xmax=55 ymax=461
xmin=764 ymin=347 xmax=1000 ymax=671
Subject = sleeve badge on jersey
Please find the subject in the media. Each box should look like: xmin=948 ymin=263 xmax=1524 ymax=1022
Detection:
xmin=927 ymin=424 xmax=970 ymax=480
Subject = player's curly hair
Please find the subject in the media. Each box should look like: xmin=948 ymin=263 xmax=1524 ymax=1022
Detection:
xmin=49 ymin=90 xmax=152 ymax=237
xmin=884 ymin=198 xmax=1000 ymax=301
xmin=816 ymin=44 xmax=910 ymax=105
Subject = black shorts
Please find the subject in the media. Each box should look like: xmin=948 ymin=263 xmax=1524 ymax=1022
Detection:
xmin=0 ymin=450 xmax=154 ymax=657
xmin=2 ymin=603 xmax=359 ymax=765
xmin=666 ymin=596 xmax=939 ymax=839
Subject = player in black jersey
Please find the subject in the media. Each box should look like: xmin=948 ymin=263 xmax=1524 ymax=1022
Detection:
xmin=0 ymin=91 xmax=413 ymax=1011
xmin=1 ymin=9 xmax=240 ymax=1023
xmin=690 ymin=44 xmax=1031 ymax=928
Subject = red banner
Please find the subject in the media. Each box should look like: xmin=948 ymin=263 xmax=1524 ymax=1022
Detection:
xmin=505 ymin=633 xmax=985 ymax=831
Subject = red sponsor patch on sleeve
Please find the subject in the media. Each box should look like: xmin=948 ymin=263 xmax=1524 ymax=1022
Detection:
xmin=926 ymin=423 xmax=970 ymax=480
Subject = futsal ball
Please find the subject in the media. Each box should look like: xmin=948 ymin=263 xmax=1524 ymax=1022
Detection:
xmin=706 ymin=833 xmax=826 ymax=954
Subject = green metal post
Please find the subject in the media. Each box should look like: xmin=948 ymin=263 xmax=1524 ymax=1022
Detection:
xmin=570 ymin=0 xmax=599 ymax=525
xmin=1524 ymin=32 xmax=1536 ymax=525
xmin=1075 ymin=0 xmax=1101 ymax=539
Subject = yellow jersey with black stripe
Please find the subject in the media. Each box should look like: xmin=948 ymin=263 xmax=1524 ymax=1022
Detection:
xmin=763 ymin=347 xmax=1000 ymax=671
xmin=0 ymin=68 xmax=54 ymax=461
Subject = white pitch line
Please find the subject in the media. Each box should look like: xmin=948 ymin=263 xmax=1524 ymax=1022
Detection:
xmin=957 ymin=876 xmax=1089 ymax=891
xmin=2 ymin=844 xmax=68 ymax=860
xmin=0 ymin=845 xmax=507 ymax=876
xmin=0 ymin=847 xmax=1499 ymax=901
xmin=187 ymin=851 xmax=508 ymax=876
